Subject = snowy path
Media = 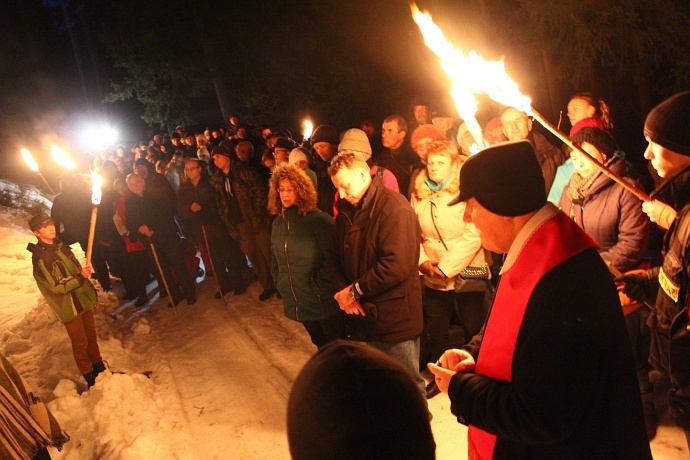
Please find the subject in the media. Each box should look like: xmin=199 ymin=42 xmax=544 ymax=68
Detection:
xmin=150 ymin=284 xmax=305 ymax=459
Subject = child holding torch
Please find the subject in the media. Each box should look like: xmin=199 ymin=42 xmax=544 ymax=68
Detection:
xmin=26 ymin=212 xmax=106 ymax=389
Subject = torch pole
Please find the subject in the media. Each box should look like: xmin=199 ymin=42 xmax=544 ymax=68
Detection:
xmin=85 ymin=206 xmax=98 ymax=268
xmin=36 ymin=172 xmax=57 ymax=195
xmin=530 ymin=108 xmax=650 ymax=202
xmin=148 ymin=236 xmax=178 ymax=314
xmin=201 ymin=224 xmax=226 ymax=305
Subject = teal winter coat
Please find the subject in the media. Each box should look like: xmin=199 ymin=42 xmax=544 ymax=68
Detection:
xmin=271 ymin=206 xmax=339 ymax=322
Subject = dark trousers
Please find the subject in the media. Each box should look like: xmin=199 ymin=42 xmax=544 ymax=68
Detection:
xmin=301 ymin=312 xmax=346 ymax=348
xmin=148 ymin=233 xmax=196 ymax=302
xmin=206 ymin=234 xmax=246 ymax=294
xmin=420 ymin=286 xmax=490 ymax=367
xmin=237 ymin=223 xmax=274 ymax=291
xmin=625 ymin=308 xmax=651 ymax=393
xmin=127 ymin=249 xmax=152 ymax=297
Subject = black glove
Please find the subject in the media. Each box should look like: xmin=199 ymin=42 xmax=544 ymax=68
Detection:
xmin=617 ymin=268 xmax=659 ymax=304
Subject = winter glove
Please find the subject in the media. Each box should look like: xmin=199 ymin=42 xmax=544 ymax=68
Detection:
xmin=616 ymin=267 xmax=660 ymax=304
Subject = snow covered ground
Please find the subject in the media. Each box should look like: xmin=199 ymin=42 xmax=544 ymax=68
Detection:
xmin=0 ymin=183 xmax=687 ymax=459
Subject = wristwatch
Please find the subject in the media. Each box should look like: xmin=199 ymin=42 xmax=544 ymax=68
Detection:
xmin=347 ymin=285 xmax=356 ymax=300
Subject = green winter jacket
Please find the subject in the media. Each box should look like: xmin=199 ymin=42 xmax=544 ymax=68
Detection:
xmin=271 ymin=206 xmax=340 ymax=322
xmin=27 ymin=239 xmax=98 ymax=323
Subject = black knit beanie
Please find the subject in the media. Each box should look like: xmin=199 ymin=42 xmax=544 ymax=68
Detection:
xmin=310 ymin=125 xmax=340 ymax=145
xmin=287 ymin=341 xmax=435 ymax=460
xmin=644 ymin=91 xmax=690 ymax=156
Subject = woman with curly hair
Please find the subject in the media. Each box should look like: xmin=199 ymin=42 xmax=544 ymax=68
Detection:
xmin=269 ymin=163 xmax=344 ymax=348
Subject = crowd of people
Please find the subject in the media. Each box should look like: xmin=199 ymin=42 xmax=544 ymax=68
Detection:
xmin=19 ymin=91 xmax=690 ymax=458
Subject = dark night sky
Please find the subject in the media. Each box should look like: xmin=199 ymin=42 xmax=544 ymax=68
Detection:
xmin=2 ymin=0 xmax=688 ymax=189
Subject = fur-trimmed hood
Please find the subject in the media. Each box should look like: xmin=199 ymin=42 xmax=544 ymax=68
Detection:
xmin=410 ymin=164 xmax=460 ymax=201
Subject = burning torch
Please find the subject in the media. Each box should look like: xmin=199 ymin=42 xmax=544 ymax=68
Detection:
xmin=301 ymin=119 xmax=314 ymax=147
xmin=84 ymin=171 xmax=103 ymax=268
xmin=411 ymin=4 xmax=650 ymax=201
xmin=51 ymin=144 xmax=78 ymax=171
xmin=21 ymin=148 xmax=57 ymax=195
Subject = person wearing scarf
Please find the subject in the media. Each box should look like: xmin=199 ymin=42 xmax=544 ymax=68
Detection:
xmin=410 ymin=139 xmax=489 ymax=399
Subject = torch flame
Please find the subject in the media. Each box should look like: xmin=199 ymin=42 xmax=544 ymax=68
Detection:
xmin=411 ymin=3 xmax=533 ymax=145
xmin=303 ymin=120 xmax=314 ymax=140
xmin=51 ymin=145 xmax=78 ymax=170
xmin=21 ymin=148 xmax=39 ymax=172
xmin=91 ymin=170 xmax=102 ymax=205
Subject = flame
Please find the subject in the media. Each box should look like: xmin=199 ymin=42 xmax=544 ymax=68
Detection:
xmin=90 ymin=170 xmax=103 ymax=205
xmin=21 ymin=148 xmax=39 ymax=172
xmin=51 ymin=145 xmax=77 ymax=170
xmin=411 ymin=4 xmax=533 ymax=144
xmin=303 ymin=120 xmax=314 ymax=140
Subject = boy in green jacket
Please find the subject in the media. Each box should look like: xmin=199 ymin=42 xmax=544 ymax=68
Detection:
xmin=27 ymin=212 xmax=105 ymax=388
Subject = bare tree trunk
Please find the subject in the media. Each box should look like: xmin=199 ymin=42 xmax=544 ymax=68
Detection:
xmin=539 ymin=49 xmax=560 ymax=122
xmin=193 ymin=6 xmax=230 ymax=126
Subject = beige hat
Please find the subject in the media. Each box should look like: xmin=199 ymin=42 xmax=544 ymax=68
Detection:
xmin=338 ymin=128 xmax=372 ymax=155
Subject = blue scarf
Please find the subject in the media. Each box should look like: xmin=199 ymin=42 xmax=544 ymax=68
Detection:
xmin=425 ymin=174 xmax=452 ymax=193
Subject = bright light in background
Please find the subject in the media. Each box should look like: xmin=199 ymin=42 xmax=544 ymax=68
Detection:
xmin=51 ymin=144 xmax=78 ymax=170
xmin=81 ymin=124 xmax=118 ymax=149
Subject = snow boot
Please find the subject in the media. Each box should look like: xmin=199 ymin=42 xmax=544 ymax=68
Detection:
xmin=641 ymin=390 xmax=658 ymax=440
xmin=92 ymin=361 xmax=107 ymax=378
xmin=83 ymin=371 xmax=96 ymax=388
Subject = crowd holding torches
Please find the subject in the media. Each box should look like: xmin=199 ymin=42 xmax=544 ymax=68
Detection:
xmin=411 ymin=3 xmax=650 ymax=201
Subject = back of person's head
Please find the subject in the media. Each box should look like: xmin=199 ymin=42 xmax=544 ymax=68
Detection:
xmin=287 ymin=341 xmax=435 ymax=460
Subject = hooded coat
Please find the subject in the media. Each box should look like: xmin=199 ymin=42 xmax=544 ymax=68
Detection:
xmin=270 ymin=167 xmax=340 ymax=322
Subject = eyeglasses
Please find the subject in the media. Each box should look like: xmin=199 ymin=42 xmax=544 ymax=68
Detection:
xmin=278 ymin=188 xmax=297 ymax=194
xmin=184 ymin=167 xmax=201 ymax=172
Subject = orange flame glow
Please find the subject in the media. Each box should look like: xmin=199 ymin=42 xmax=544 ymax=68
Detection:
xmin=51 ymin=145 xmax=77 ymax=170
xmin=411 ymin=3 xmax=533 ymax=149
xmin=21 ymin=148 xmax=39 ymax=172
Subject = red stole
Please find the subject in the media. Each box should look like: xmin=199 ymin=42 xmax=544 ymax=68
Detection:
xmin=468 ymin=212 xmax=596 ymax=460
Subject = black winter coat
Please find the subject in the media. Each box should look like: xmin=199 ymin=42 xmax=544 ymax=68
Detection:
xmin=327 ymin=176 xmax=423 ymax=342
xmin=647 ymin=166 xmax=690 ymax=413
xmin=452 ymin=243 xmax=651 ymax=458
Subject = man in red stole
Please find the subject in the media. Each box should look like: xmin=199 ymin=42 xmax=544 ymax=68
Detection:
xmin=429 ymin=140 xmax=651 ymax=459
